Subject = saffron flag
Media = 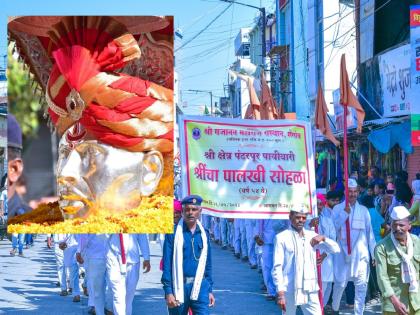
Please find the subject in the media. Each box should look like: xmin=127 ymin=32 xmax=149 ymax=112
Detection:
xmin=316 ymin=81 xmax=340 ymax=146
xmin=278 ymin=99 xmax=286 ymax=119
xmin=260 ymin=72 xmax=279 ymax=120
xmin=339 ymin=54 xmax=365 ymax=133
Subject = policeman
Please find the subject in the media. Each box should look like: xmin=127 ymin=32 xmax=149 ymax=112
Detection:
xmin=162 ymin=195 xmax=215 ymax=314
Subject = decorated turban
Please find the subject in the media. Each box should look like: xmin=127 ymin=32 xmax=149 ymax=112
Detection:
xmin=45 ymin=16 xmax=173 ymax=153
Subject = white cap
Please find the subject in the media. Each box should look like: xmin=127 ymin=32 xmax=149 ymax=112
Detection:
xmin=390 ymin=206 xmax=411 ymax=221
xmin=292 ymin=207 xmax=309 ymax=214
xmin=348 ymin=178 xmax=358 ymax=188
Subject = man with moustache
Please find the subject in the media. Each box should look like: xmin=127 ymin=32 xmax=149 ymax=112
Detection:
xmin=331 ymin=178 xmax=376 ymax=315
xmin=272 ymin=208 xmax=339 ymax=314
xmin=161 ymin=195 xmax=215 ymax=314
xmin=375 ymin=206 xmax=420 ymax=315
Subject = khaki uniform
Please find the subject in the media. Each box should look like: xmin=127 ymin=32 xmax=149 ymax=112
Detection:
xmin=375 ymin=234 xmax=420 ymax=314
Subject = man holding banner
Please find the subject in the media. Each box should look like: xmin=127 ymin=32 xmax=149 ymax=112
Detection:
xmin=331 ymin=178 xmax=377 ymax=315
xmin=272 ymin=208 xmax=339 ymax=314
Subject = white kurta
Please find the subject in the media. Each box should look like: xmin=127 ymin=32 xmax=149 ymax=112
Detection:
xmin=318 ymin=210 xmax=336 ymax=283
xmin=272 ymin=228 xmax=340 ymax=296
xmin=78 ymin=234 xmax=108 ymax=260
xmin=332 ymin=201 xmax=376 ymax=283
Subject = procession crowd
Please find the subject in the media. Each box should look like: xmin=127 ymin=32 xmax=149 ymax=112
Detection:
xmin=3 ymin=111 xmax=420 ymax=314
xmin=6 ymin=167 xmax=416 ymax=315
xmin=199 ymin=167 xmax=420 ymax=315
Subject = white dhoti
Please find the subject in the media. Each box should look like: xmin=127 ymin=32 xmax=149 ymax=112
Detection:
xmin=86 ymin=268 xmax=94 ymax=307
xmin=332 ymin=259 xmax=369 ymax=315
xmin=54 ymin=245 xmax=67 ymax=291
xmin=64 ymin=245 xmax=80 ymax=296
xmin=322 ymin=281 xmax=332 ymax=305
xmin=106 ymin=253 xmax=140 ymax=315
xmin=88 ymin=258 xmax=107 ymax=315
xmin=68 ymin=263 xmax=80 ymax=295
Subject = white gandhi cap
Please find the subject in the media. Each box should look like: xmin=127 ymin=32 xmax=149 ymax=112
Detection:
xmin=291 ymin=207 xmax=309 ymax=214
xmin=390 ymin=206 xmax=411 ymax=221
xmin=348 ymin=178 xmax=358 ymax=188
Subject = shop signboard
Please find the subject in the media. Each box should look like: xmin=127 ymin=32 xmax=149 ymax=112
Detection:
xmin=378 ymin=44 xmax=412 ymax=117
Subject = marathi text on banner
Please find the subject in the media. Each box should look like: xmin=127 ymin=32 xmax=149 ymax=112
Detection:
xmin=179 ymin=116 xmax=317 ymax=219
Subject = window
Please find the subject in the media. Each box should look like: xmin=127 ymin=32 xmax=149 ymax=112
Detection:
xmin=242 ymin=44 xmax=250 ymax=57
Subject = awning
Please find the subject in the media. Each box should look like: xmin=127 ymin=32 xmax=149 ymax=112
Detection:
xmin=367 ymin=121 xmax=413 ymax=154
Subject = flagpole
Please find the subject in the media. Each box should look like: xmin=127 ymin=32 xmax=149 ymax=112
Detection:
xmin=343 ymin=105 xmax=349 ymax=208
xmin=314 ymin=225 xmax=324 ymax=315
xmin=343 ymin=105 xmax=351 ymax=257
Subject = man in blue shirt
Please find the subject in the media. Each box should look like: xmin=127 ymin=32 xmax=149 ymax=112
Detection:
xmin=161 ymin=195 xmax=215 ymax=315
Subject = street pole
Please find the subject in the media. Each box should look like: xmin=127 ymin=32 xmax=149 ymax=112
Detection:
xmin=261 ymin=7 xmax=266 ymax=64
xmin=261 ymin=7 xmax=266 ymax=91
xmin=290 ymin=0 xmax=296 ymax=113
xmin=210 ymin=91 xmax=213 ymax=117
xmin=186 ymin=89 xmax=215 ymax=116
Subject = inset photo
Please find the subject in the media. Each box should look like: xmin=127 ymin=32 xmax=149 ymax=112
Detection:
xmin=7 ymin=16 xmax=174 ymax=233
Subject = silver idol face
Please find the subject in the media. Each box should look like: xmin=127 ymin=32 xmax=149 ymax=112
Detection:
xmin=57 ymin=133 xmax=163 ymax=219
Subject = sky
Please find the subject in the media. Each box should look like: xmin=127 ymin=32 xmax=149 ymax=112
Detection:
xmin=0 ymin=0 xmax=275 ymax=115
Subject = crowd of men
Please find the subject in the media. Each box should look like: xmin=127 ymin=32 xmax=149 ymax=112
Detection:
xmin=46 ymin=234 xmax=150 ymax=315
xmin=5 ymin=178 xmax=420 ymax=315
xmin=200 ymin=168 xmax=420 ymax=315
xmin=5 ymin=112 xmax=420 ymax=314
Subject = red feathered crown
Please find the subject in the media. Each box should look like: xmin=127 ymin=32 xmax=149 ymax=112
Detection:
xmin=45 ymin=16 xmax=173 ymax=153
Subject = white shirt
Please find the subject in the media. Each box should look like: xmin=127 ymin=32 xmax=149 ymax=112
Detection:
xmin=106 ymin=234 xmax=150 ymax=264
xmin=78 ymin=234 xmax=108 ymax=260
xmin=272 ymin=228 xmax=340 ymax=293
xmin=332 ymin=201 xmax=376 ymax=282
xmin=318 ymin=210 xmax=337 ymax=282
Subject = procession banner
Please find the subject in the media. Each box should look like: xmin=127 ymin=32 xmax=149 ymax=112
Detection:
xmin=179 ymin=115 xmax=316 ymax=219
xmin=410 ymin=5 xmax=420 ymax=146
